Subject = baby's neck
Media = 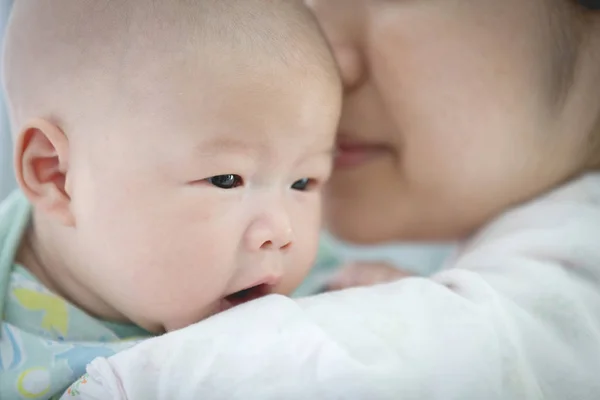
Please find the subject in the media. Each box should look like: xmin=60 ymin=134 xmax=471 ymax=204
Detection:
xmin=16 ymin=211 xmax=129 ymax=324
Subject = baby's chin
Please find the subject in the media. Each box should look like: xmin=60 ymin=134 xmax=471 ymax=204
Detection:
xmin=129 ymin=307 xmax=216 ymax=334
xmin=148 ymin=311 xmax=214 ymax=334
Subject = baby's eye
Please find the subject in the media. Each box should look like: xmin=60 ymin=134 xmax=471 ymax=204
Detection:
xmin=207 ymin=174 xmax=243 ymax=189
xmin=291 ymin=178 xmax=315 ymax=191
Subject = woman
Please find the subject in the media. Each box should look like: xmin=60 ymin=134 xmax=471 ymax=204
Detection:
xmin=72 ymin=1 xmax=600 ymax=399
xmin=313 ymin=0 xmax=600 ymax=291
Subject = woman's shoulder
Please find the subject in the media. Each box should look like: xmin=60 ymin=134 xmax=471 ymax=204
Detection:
xmin=455 ymin=172 xmax=600 ymax=273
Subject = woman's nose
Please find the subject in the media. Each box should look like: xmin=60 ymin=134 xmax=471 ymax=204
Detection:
xmin=333 ymin=45 xmax=364 ymax=92
xmin=305 ymin=0 xmax=366 ymax=91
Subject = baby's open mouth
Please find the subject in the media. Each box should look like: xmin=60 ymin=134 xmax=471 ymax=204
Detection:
xmin=220 ymin=283 xmax=273 ymax=312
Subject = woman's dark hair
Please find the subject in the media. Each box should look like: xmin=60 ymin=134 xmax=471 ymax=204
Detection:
xmin=578 ymin=0 xmax=600 ymax=10
xmin=575 ymin=0 xmax=600 ymax=169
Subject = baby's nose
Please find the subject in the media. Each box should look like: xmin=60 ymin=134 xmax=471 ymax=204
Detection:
xmin=244 ymin=212 xmax=294 ymax=252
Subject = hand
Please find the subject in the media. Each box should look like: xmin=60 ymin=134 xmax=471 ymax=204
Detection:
xmin=323 ymin=262 xmax=412 ymax=292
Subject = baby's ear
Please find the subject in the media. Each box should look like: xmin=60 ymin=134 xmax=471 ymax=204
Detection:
xmin=14 ymin=118 xmax=75 ymax=226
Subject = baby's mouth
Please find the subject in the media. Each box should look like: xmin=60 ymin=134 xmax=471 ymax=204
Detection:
xmin=220 ymin=283 xmax=273 ymax=312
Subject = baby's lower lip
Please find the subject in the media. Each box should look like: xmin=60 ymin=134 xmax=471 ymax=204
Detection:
xmin=218 ymin=299 xmax=234 ymax=313
xmin=335 ymin=144 xmax=390 ymax=169
xmin=217 ymin=283 xmax=273 ymax=314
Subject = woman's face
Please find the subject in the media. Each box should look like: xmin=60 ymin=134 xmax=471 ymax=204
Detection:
xmin=307 ymin=0 xmax=600 ymax=243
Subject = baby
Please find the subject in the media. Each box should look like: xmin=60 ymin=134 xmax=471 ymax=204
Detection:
xmin=58 ymin=1 xmax=600 ymax=397
xmin=0 ymin=0 xmax=340 ymax=398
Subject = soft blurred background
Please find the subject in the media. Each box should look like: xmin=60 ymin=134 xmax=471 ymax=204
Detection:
xmin=1 ymin=0 xmax=14 ymax=201
xmin=0 ymin=0 xmax=451 ymax=296
xmin=294 ymin=234 xmax=453 ymax=296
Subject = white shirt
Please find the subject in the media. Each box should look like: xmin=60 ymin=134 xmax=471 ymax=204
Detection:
xmin=63 ymin=173 xmax=600 ymax=400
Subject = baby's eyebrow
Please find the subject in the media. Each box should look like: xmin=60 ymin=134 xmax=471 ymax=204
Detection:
xmin=193 ymin=137 xmax=265 ymax=157
xmin=194 ymin=138 xmax=335 ymax=158
xmin=300 ymin=146 xmax=336 ymax=159
xmin=321 ymin=147 xmax=337 ymax=156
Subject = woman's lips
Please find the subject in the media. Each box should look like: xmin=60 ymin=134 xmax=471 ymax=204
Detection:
xmin=335 ymin=141 xmax=390 ymax=169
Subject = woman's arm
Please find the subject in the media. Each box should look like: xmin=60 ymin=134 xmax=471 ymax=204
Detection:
xmin=67 ymin=260 xmax=600 ymax=400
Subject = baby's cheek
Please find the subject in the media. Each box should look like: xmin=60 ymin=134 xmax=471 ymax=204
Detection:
xmin=131 ymin=278 xmax=219 ymax=332
xmin=279 ymin=245 xmax=318 ymax=295
xmin=120 ymin=252 xmax=224 ymax=326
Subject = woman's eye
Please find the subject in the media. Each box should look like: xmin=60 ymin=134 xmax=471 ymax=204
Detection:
xmin=291 ymin=178 xmax=313 ymax=191
xmin=207 ymin=174 xmax=243 ymax=189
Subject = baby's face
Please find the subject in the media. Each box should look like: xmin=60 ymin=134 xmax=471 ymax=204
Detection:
xmin=66 ymin=65 xmax=339 ymax=332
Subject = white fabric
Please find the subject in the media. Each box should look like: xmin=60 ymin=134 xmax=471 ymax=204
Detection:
xmin=64 ymin=173 xmax=600 ymax=400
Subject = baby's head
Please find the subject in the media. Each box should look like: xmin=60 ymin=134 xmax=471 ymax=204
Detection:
xmin=307 ymin=0 xmax=600 ymax=243
xmin=3 ymin=0 xmax=341 ymax=332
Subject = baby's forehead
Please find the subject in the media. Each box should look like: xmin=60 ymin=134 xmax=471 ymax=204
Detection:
xmin=97 ymin=57 xmax=337 ymax=150
xmin=112 ymin=111 xmax=335 ymax=177
xmin=114 ymin=55 xmax=335 ymax=128
xmin=144 ymin=75 xmax=335 ymax=141
xmin=3 ymin=0 xmax=338 ymax=135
